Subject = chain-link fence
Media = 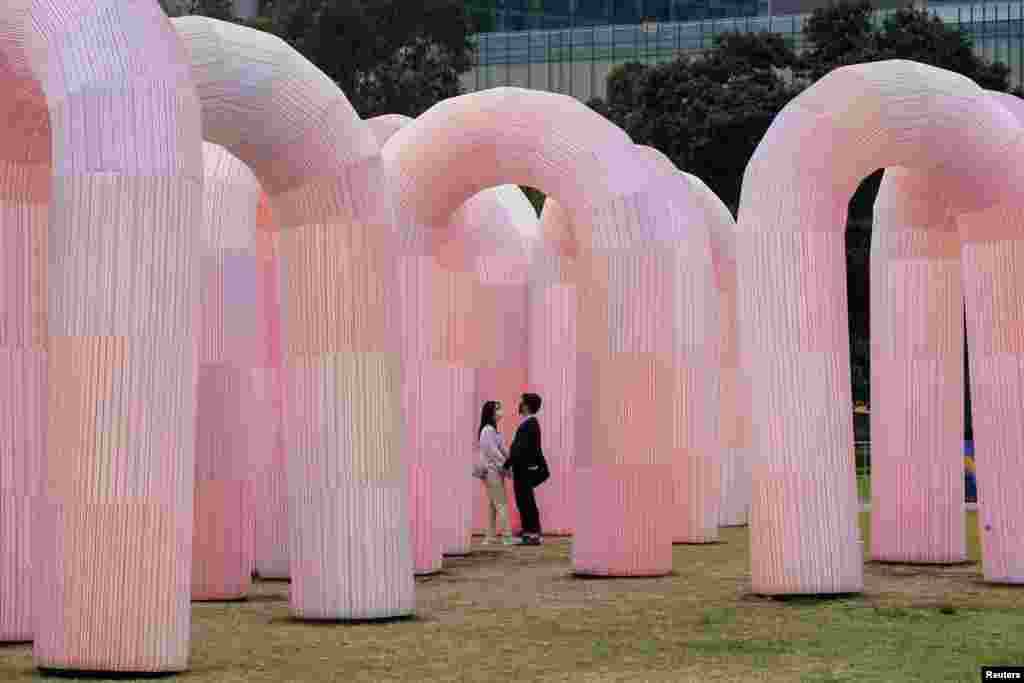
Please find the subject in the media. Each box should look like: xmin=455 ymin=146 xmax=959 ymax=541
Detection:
xmin=463 ymin=1 xmax=1024 ymax=100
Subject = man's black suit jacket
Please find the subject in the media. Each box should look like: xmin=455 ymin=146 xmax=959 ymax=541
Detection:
xmin=504 ymin=415 xmax=542 ymax=478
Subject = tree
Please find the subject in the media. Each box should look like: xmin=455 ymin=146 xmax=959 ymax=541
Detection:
xmin=595 ymin=32 xmax=803 ymax=211
xmin=801 ymin=0 xmax=875 ymax=76
xmin=158 ymin=0 xmax=237 ymax=20
xmin=801 ymin=1 xmax=1012 ymax=92
xmin=713 ymin=30 xmax=799 ymax=71
xmin=606 ymin=61 xmax=648 ymax=110
xmin=873 ymin=6 xmax=1011 ymax=90
xmin=269 ymin=1 xmax=475 ymax=118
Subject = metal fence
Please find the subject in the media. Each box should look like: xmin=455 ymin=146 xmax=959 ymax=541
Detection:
xmin=463 ymin=1 xmax=1024 ymax=100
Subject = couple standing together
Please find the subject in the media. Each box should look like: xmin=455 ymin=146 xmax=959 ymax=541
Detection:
xmin=476 ymin=393 xmax=548 ymax=546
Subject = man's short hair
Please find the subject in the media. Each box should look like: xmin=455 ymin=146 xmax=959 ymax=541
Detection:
xmin=521 ymin=393 xmax=542 ymax=414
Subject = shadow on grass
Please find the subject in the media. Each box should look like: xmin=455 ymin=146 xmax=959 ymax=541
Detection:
xmin=413 ymin=569 xmax=448 ymax=582
xmin=672 ymin=540 xmax=727 ymax=547
xmin=38 ymin=670 xmax=178 ymax=680
xmin=867 ymin=560 xmax=977 ymax=571
xmin=192 ymin=597 xmax=249 ymax=605
xmin=239 ymin=592 xmax=287 ymax=603
xmin=753 ymin=592 xmax=860 ymax=604
xmin=569 ymin=570 xmax=680 ymax=581
xmin=269 ymin=614 xmax=422 ymax=627
xmin=0 ymin=640 xmax=31 ymax=648
xmin=967 ymin=578 xmax=1024 ymax=589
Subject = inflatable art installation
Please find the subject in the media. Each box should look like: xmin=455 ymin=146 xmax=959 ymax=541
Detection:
xmin=531 ymin=199 xmax=580 ymax=536
xmin=686 ymin=173 xmax=750 ymax=529
xmin=192 ymin=142 xmax=266 ymax=601
xmin=384 ymin=89 xmax=700 ymax=577
xmin=736 ymin=60 xmax=1024 ymax=594
xmin=869 ymin=88 xmax=1024 ymax=580
xmin=870 ymin=166 xmax=967 ymax=564
xmin=0 ymin=20 xmax=48 ymax=644
xmin=956 ymin=91 xmax=1024 ymax=584
xmin=13 ymin=0 xmax=203 ymax=673
xmin=2 ymin=0 xmax=1024 ymax=675
xmin=175 ymin=16 xmax=417 ymax=624
xmin=371 ymin=115 xmax=539 ymax=569
xmin=252 ymin=193 xmax=289 ymax=580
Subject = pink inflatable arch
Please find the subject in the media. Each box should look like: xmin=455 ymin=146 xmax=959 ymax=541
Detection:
xmin=684 ymin=173 xmax=750 ymax=529
xmin=530 ymin=199 xmax=580 ymax=536
xmin=384 ymin=87 xmax=691 ymax=576
xmin=0 ymin=33 xmax=49 ymax=645
xmin=957 ymin=90 xmax=1024 ymax=583
xmin=0 ymin=0 xmax=205 ymax=672
xmin=447 ymin=186 xmax=538 ymax=540
xmin=192 ymin=143 xmax=266 ymax=601
xmin=175 ymin=17 xmax=415 ymax=619
xmin=736 ymin=60 xmax=1024 ymax=594
xmin=367 ymin=113 xmax=447 ymax=573
xmin=252 ymin=193 xmax=289 ymax=580
xmin=870 ymin=168 xmax=966 ymax=564
xmin=381 ymin=119 xmax=537 ymax=557
xmin=630 ymin=146 xmax=721 ymax=546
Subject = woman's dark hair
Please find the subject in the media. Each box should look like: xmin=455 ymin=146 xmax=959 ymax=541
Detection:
xmin=479 ymin=401 xmax=500 ymax=437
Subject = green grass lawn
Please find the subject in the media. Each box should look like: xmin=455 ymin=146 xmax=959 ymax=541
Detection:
xmin=1 ymin=512 xmax=1020 ymax=682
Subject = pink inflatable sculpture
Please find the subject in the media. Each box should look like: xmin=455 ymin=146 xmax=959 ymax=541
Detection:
xmin=375 ymin=110 xmax=538 ymax=560
xmin=0 ymin=34 xmax=48 ymax=645
xmin=530 ymin=199 xmax=580 ymax=536
xmin=192 ymin=143 xmax=266 ymax=601
xmin=538 ymin=170 xmax=733 ymax=540
xmin=685 ymin=173 xmax=750 ymax=529
xmin=736 ymin=60 xmax=1024 ymax=594
xmin=368 ymin=113 xmax=447 ymax=573
xmin=3 ymin=0 xmax=205 ymax=672
xmin=252 ymin=193 xmax=289 ymax=580
xmin=384 ymin=88 xmax=699 ymax=575
xmin=870 ymin=168 xmax=967 ymax=564
xmin=957 ymin=91 xmax=1024 ymax=583
xmin=631 ymin=147 xmax=721 ymax=546
xmin=175 ymin=17 xmax=414 ymax=619
xmin=446 ymin=186 xmax=538 ymax=539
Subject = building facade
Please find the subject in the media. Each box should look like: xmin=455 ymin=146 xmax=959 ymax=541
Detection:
xmin=462 ymin=1 xmax=1024 ymax=100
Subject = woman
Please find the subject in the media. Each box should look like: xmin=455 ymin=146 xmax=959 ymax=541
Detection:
xmin=477 ymin=401 xmax=518 ymax=545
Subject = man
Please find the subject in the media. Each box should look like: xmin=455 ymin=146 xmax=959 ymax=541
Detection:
xmin=503 ymin=393 xmax=545 ymax=545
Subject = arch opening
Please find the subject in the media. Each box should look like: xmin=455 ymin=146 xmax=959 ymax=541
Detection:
xmin=736 ymin=59 xmax=1024 ymax=595
xmin=867 ymin=89 xmax=1024 ymax=582
xmin=384 ymin=91 xmax=723 ymax=575
xmin=369 ymin=113 xmax=541 ymax=571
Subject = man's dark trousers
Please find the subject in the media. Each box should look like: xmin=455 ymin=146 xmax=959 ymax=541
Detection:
xmin=514 ymin=476 xmax=541 ymax=536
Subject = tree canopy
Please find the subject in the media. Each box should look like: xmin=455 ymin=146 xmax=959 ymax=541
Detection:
xmin=262 ymin=0 xmax=475 ymax=117
xmin=158 ymin=0 xmax=237 ymax=20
